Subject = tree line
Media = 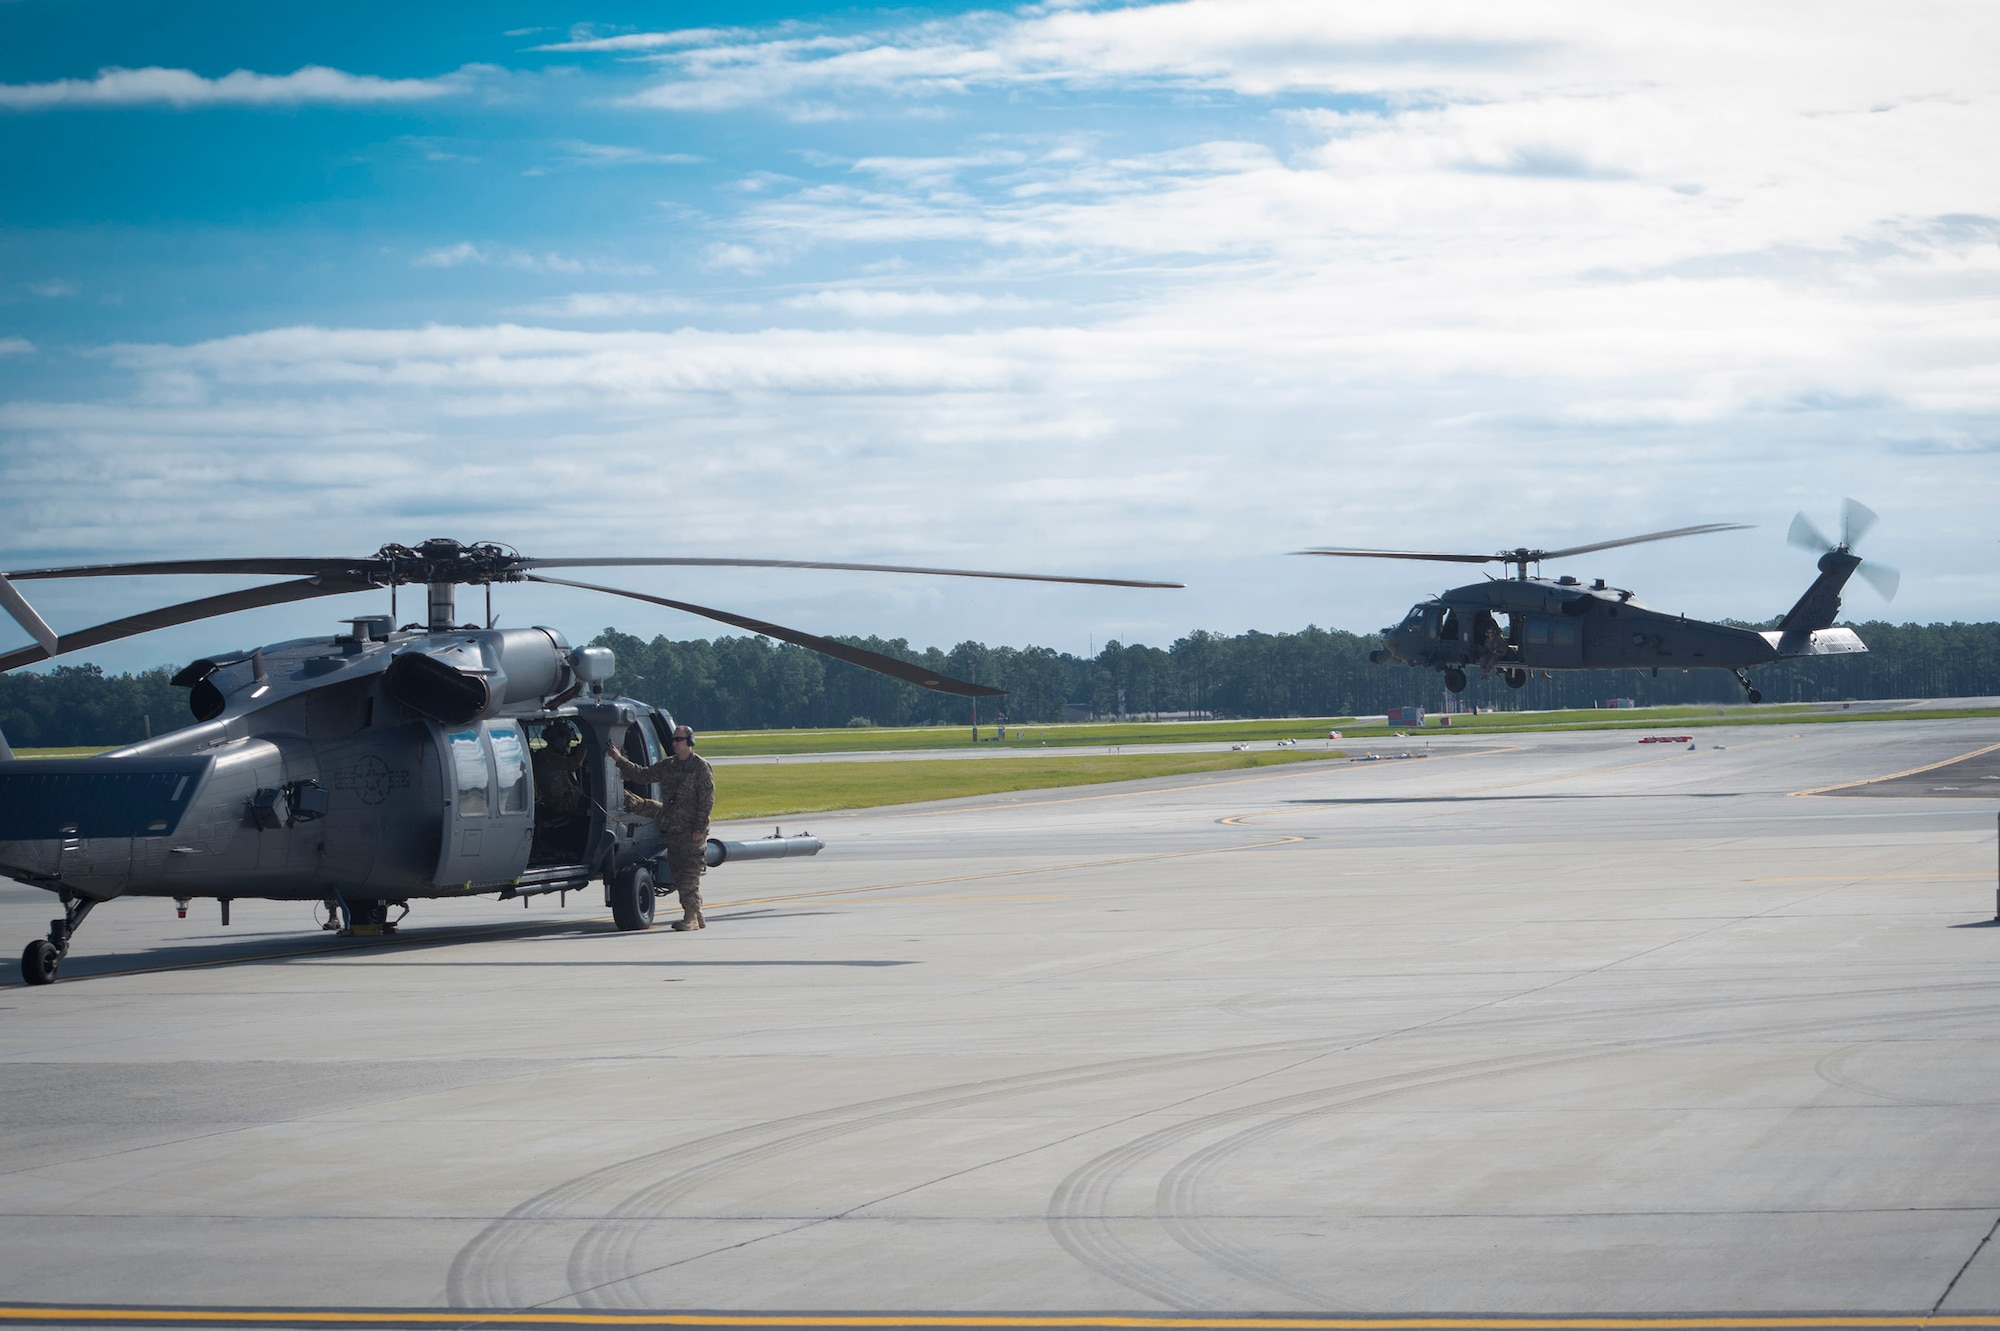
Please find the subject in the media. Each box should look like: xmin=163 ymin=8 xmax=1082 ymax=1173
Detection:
xmin=5 ymin=619 xmax=1998 ymax=748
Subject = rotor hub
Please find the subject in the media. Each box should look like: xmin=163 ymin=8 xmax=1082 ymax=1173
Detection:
xmin=374 ymin=539 xmax=524 ymax=587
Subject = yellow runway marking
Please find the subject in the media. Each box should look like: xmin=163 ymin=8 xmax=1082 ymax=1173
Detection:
xmin=1745 ymin=873 xmax=1991 ymax=882
xmin=2 ymin=1308 xmax=1998 ymax=1329
xmin=1790 ymin=741 xmax=2000 ymax=797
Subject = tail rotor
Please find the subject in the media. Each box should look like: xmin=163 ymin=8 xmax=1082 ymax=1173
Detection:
xmin=1787 ymin=498 xmax=1898 ymax=602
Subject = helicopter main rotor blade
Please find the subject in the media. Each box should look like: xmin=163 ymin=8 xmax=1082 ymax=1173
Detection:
xmin=1788 ymin=511 xmax=1835 ymax=552
xmin=1535 ymin=523 xmax=1753 ymax=561
xmin=0 ymin=572 xmax=59 ymax=655
xmin=0 ymin=574 xmax=382 ymax=674
xmin=3 ymin=557 xmax=366 ymax=581
xmin=1292 ymin=549 xmax=1498 ymax=564
xmin=1841 ymin=498 xmax=1879 ymax=550
xmin=520 ymin=557 xmax=1183 ymax=590
xmin=524 ymin=574 xmax=1008 ymax=698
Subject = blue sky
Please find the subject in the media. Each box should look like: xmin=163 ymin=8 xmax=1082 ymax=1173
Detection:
xmin=2 ymin=0 xmax=1996 ymax=676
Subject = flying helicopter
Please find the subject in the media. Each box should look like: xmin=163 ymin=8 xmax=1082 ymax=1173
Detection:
xmin=0 ymin=538 xmax=1181 ymax=985
xmin=1297 ymin=500 xmax=1898 ymax=701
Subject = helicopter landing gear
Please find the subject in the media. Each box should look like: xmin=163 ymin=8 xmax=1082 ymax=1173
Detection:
xmin=334 ymin=899 xmax=405 ymax=937
xmin=1443 ymin=667 xmax=1468 ymax=693
xmin=20 ymin=894 xmax=97 ymax=986
xmin=1503 ymin=668 xmax=1527 ymax=689
xmin=1731 ymin=669 xmax=1763 ymax=704
xmin=611 ymin=864 xmax=656 ymax=932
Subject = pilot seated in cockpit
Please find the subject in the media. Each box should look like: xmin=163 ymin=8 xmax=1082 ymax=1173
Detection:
xmin=532 ymin=719 xmax=588 ymax=816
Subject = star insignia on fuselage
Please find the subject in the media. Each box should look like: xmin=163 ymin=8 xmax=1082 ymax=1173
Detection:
xmin=333 ymin=755 xmax=412 ymax=806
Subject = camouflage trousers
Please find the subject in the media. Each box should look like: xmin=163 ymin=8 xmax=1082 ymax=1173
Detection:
xmin=625 ymin=792 xmax=705 ymax=908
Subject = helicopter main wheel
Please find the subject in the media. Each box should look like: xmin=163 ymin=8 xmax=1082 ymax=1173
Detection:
xmin=1503 ymin=668 xmax=1527 ymax=689
xmin=1443 ymin=668 xmax=1468 ymax=693
xmin=1746 ymin=688 xmax=1763 ymax=704
xmin=21 ymin=939 xmax=59 ymax=986
xmin=611 ymin=865 xmax=657 ymax=932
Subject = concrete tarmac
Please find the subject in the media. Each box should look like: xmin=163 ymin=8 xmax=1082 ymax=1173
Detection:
xmin=2 ymin=718 xmax=1998 ymax=1323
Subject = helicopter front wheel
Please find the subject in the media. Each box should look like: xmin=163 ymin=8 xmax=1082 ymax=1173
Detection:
xmin=1503 ymin=668 xmax=1527 ymax=689
xmin=1746 ymin=688 xmax=1763 ymax=704
xmin=1443 ymin=668 xmax=1468 ymax=693
xmin=20 ymin=939 xmax=59 ymax=986
xmin=611 ymin=865 xmax=657 ymax=932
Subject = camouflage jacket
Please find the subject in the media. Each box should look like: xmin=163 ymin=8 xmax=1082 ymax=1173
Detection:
xmin=532 ymin=744 xmax=587 ymax=813
xmin=613 ymin=750 xmax=715 ymax=834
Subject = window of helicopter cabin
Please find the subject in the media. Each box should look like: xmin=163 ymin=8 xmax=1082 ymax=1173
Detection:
xmin=489 ymin=722 xmax=530 ymax=816
xmin=1524 ymin=617 xmax=1550 ymax=646
xmin=622 ymin=720 xmax=663 ymax=799
xmin=1439 ymin=609 xmax=1463 ymax=642
xmin=449 ymin=729 xmax=491 ymax=817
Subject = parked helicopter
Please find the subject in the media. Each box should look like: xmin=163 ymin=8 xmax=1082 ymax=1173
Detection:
xmin=1298 ymin=501 xmax=1897 ymax=701
xmin=0 ymin=538 xmax=1181 ymax=984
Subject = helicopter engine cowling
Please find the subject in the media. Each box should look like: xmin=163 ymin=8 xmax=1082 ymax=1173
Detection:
xmin=384 ymin=628 xmax=569 ymax=725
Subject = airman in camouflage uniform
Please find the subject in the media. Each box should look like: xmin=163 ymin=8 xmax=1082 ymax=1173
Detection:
xmin=532 ymin=719 xmax=588 ymax=815
xmin=609 ymin=724 xmax=715 ymax=930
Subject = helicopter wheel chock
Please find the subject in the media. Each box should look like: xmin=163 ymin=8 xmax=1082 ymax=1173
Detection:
xmin=1443 ymin=667 xmax=1468 ymax=693
xmin=611 ymin=865 xmax=657 ymax=932
xmin=20 ymin=895 xmax=97 ymax=986
xmin=1503 ymin=668 xmax=1527 ymax=689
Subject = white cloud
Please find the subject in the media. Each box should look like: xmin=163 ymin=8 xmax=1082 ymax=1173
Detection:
xmin=511 ymin=292 xmax=704 ymax=318
xmin=782 ymin=288 xmax=1016 ymax=316
xmin=0 ymin=338 xmax=33 ymax=356
xmin=559 ymin=140 xmax=705 ymax=166
xmin=27 ymin=279 xmax=77 ymax=298
xmin=0 ymin=64 xmax=468 ymax=110
xmin=534 ymin=26 xmax=750 ymax=53
xmin=411 ymin=243 xmax=655 ymax=276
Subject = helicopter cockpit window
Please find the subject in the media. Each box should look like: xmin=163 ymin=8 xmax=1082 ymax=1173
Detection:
xmin=489 ymin=723 xmax=529 ymax=816
xmin=448 ymin=729 xmax=491 ymax=817
xmin=1439 ymin=610 xmax=1462 ymax=642
xmin=1418 ymin=608 xmax=1440 ymax=640
xmin=622 ymin=721 xmax=662 ymax=798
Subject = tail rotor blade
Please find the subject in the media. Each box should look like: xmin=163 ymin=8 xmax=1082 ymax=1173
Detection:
xmin=1787 ymin=512 xmax=1833 ymax=552
xmin=1840 ymin=498 xmax=1878 ymax=550
xmin=1857 ymin=560 xmax=1900 ymax=601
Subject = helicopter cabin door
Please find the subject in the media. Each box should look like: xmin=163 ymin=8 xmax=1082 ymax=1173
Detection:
xmin=1520 ymin=613 xmax=1583 ymax=669
xmin=432 ymin=720 xmax=535 ymax=891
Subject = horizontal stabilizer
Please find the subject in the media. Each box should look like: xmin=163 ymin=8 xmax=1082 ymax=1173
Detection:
xmin=1761 ymin=626 xmax=1868 ymax=658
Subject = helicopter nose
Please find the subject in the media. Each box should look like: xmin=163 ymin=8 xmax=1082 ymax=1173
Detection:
xmin=1369 ymin=649 xmax=1390 ymax=665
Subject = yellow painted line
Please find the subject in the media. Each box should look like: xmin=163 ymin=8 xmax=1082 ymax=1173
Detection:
xmin=2 ymin=1309 xmax=1998 ymax=1329
xmin=1791 ymin=741 xmax=2000 ymax=798
xmin=1746 ymin=873 xmax=1991 ymax=882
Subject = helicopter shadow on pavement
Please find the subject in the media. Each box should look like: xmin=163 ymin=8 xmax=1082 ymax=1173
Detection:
xmin=2 ymin=912 xmax=648 ymax=987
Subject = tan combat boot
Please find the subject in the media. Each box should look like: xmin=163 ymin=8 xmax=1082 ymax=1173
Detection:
xmin=671 ymin=891 xmax=705 ymax=931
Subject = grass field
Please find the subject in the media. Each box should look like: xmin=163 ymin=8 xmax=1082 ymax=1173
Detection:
xmin=712 ymin=748 xmax=1345 ymax=820
xmin=697 ymin=715 xmax=1356 ymax=755
xmin=700 ymin=700 xmax=2000 ymax=753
